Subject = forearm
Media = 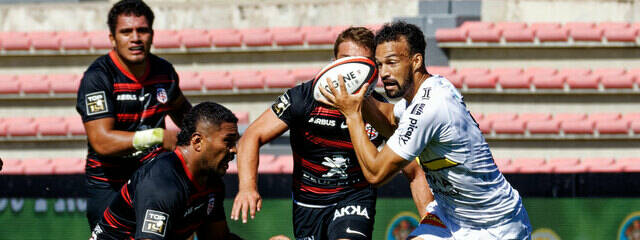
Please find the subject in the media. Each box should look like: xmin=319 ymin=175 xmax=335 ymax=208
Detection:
xmin=88 ymin=129 xmax=137 ymax=156
xmin=403 ymin=163 xmax=432 ymax=217
xmin=344 ymin=113 xmax=385 ymax=181
xmin=237 ymin=136 xmax=260 ymax=191
xmin=169 ymin=94 xmax=192 ymax=128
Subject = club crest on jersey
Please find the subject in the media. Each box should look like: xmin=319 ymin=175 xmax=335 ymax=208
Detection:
xmin=142 ymin=210 xmax=169 ymax=237
xmin=207 ymin=194 xmax=215 ymax=215
xmin=333 ymin=205 xmax=370 ymax=221
xmin=156 ymin=88 xmax=168 ymax=104
xmin=365 ymin=124 xmax=379 ymax=140
xmin=399 ymin=117 xmax=419 ymax=145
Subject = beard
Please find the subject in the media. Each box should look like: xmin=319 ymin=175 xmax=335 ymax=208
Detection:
xmin=385 ymin=72 xmax=414 ymax=98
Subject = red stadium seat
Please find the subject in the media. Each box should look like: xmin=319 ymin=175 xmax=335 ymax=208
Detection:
xmin=558 ymin=68 xmax=591 ymax=78
xmin=263 ymin=69 xmax=296 ymax=88
xmin=536 ymin=28 xmax=568 ymax=42
xmin=460 ymin=21 xmax=494 ymax=30
xmin=560 ymin=120 xmax=594 ymax=134
xmin=65 ymin=116 xmax=86 ymax=136
xmin=240 ymin=28 xmax=273 ymax=47
xmin=435 ymin=28 xmax=468 ymax=42
xmin=211 ymin=29 xmax=242 ymax=47
xmin=630 ymin=120 xmax=640 ymax=134
xmin=364 ymin=24 xmax=383 ymax=33
xmin=88 ymin=31 xmax=111 ymax=49
xmin=165 ymin=117 xmax=179 ymax=132
xmin=566 ymin=74 xmax=599 ymax=89
xmin=0 ymin=121 xmax=7 ymax=136
xmin=276 ymin=155 xmax=294 ymax=174
xmin=530 ymin=23 xmax=562 ymax=31
xmin=503 ymin=28 xmax=534 ymax=42
xmin=491 ymin=68 xmax=523 ymax=76
xmin=464 ymin=74 xmax=497 ymax=88
xmin=201 ymin=71 xmax=232 ymax=90
xmin=469 ymin=28 xmax=502 ymax=42
xmin=485 ymin=112 xmax=518 ymax=123
xmin=548 ymin=157 xmax=586 ymax=173
xmin=52 ymin=158 xmax=85 ymax=174
xmin=1 ymin=34 xmax=30 ymax=50
xmin=592 ymin=68 xmax=626 ymax=78
xmin=512 ymin=158 xmax=552 ymax=173
xmin=570 ymin=28 xmax=603 ymax=41
xmin=519 ymin=113 xmax=552 ymax=122
xmin=532 ymin=75 xmax=565 ymax=89
xmin=601 ymin=74 xmax=634 ymax=89
xmin=304 ymin=26 xmax=336 ymax=45
xmin=494 ymin=158 xmax=517 ymax=174
xmin=618 ymin=157 xmax=640 ymax=172
xmin=527 ymin=120 xmax=560 ymax=134
xmin=595 ymin=119 xmax=629 ymax=135
xmin=0 ymin=78 xmax=20 ymax=94
xmin=272 ymin=27 xmax=304 ymax=46
xmin=231 ymin=70 xmax=265 ymax=89
xmin=457 ymin=68 xmax=490 ymax=78
xmin=292 ymin=67 xmax=321 ymax=83
xmin=153 ymin=30 xmax=182 ymax=49
xmin=582 ymin=157 xmax=621 ymax=173
xmin=28 ymin=31 xmax=60 ymax=50
xmin=554 ymin=113 xmax=587 ymax=122
xmin=498 ymin=74 xmax=531 ymax=89
xmin=470 ymin=112 xmax=484 ymax=121
xmin=234 ymin=111 xmax=250 ymax=125
xmin=19 ymin=75 xmax=51 ymax=94
xmin=177 ymin=71 xmax=202 ymax=91
xmin=258 ymin=154 xmax=280 ymax=173
xmin=622 ymin=113 xmax=640 ymax=122
xmin=597 ymin=22 xmax=631 ymax=31
xmin=494 ymin=22 xmax=527 ymax=31
xmin=587 ymin=112 xmax=622 ymax=122
xmin=493 ymin=120 xmax=526 ymax=134
xmin=604 ymin=28 xmax=638 ymax=42
xmin=180 ymin=29 xmax=211 ymax=48
xmin=446 ymin=74 xmax=463 ymax=88
xmin=477 ymin=119 xmax=491 ymax=134
xmin=35 ymin=117 xmax=68 ymax=136
xmin=6 ymin=117 xmax=36 ymax=136
xmin=1 ymin=158 xmax=25 ymax=175
xmin=50 ymin=74 xmax=80 ymax=94
xmin=563 ymin=22 xmax=595 ymax=31
xmin=23 ymin=158 xmax=54 ymax=175
xmin=60 ymin=31 xmax=90 ymax=50
xmin=427 ymin=66 xmax=456 ymax=77
xmin=523 ymin=67 xmax=557 ymax=79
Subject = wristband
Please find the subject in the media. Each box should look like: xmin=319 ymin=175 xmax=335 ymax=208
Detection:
xmin=132 ymin=128 xmax=164 ymax=151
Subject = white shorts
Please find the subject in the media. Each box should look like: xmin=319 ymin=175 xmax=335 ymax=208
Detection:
xmin=408 ymin=201 xmax=532 ymax=240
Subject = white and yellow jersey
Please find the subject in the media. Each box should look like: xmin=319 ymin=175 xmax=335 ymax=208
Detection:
xmin=387 ymin=75 xmax=525 ymax=228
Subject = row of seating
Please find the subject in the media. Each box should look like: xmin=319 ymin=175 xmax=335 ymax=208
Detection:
xmin=0 ymin=112 xmax=249 ymax=138
xmin=436 ymin=21 xmax=640 ymax=44
xmin=0 ymin=25 xmax=382 ymax=52
xmin=3 ymin=155 xmax=638 ymax=175
xmin=1 ymin=66 xmax=639 ymax=96
xmin=495 ymin=157 xmax=640 ymax=174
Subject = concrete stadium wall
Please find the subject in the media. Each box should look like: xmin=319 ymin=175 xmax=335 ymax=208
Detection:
xmin=483 ymin=0 xmax=640 ymax=23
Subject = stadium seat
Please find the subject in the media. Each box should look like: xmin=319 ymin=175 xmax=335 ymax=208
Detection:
xmin=497 ymin=74 xmax=531 ymax=89
xmin=23 ymin=158 xmax=54 ymax=175
xmin=618 ymin=157 xmax=640 ymax=172
xmin=532 ymin=75 xmax=564 ymax=89
xmin=604 ymin=28 xmax=638 ymax=42
xmin=554 ymin=113 xmax=587 ymax=122
xmin=588 ymin=112 xmax=622 ymax=122
xmin=302 ymin=26 xmax=335 ymax=45
xmin=446 ymin=74 xmax=463 ymax=88
xmin=364 ymin=24 xmax=383 ymax=33
xmin=201 ymin=71 xmax=232 ymax=90
xmin=153 ymin=30 xmax=182 ymax=49
xmin=492 ymin=120 xmax=526 ymax=134
xmin=548 ymin=157 xmax=586 ymax=173
xmin=292 ymin=67 xmax=320 ymax=83
xmin=622 ymin=113 xmax=640 ymax=122
xmin=435 ymin=28 xmax=468 ymax=42
xmin=210 ymin=29 xmax=242 ymax=47
xmin=29 ymin=31 xmax=61 ymax=50
xmin=50 ymin=74 xmax=80 ymax=94
xmin=0 ymin=121 xmax=7 ymax=136
xmin=164 ymin=117 xmax=179 ymax=132
xmin=60 ymin=31 xmax=91 ymax=50
xmin=464 ymin=74 xmax=497 ymax=89
xmin=257 ymin=154 xmax=280 ymax=173
xmin=19 ymin=75 xmax=51 ymax=94
xmin=177 ymin=71 xmax=203 ymax=91
xmin=276 ymin=155 xmax=294 ymax=174
xmin=180 ymin=29 xmax=211 ymax=48
xmin=512 ymin=158 xmax=552 ymax=173
xmin=536 ymin=28 xmax=568 ymax=42
xmin=527 ymin=120 xmax=561 ymax=134
xmin=592 ymin=68 xmax=626 ymax=78
xmin=6 ymin=117 xmax=36 ymax=136
xmin=596 ymin=22 xmax=630 ymax=31
xmin=484 ymin=112 xmax=518 ymax=123
xmin=87 ymin=31 xmax=111 ymax=50
xmin=523 ymin=67 xmax=558 ymax=79
xmin=0 ymin=78 xmax=20 ymax=94
xmin=560 ymin=120 xmax=594 ymax=134
xmin=494 ymin=158 xmax=517 ymax=174
xmin=469 ymin=28 xmax=502 ymax=42
xmin=495 ymin=22 xmax=527 ymax=31
xmin=491 ymin=68 xmax=523 ymax=76
xmin=582 ymin=157 xmax=621 ymax=173
xmin=569 ymin=27 xmax=602 ymax=42
xmin=263 ymin=69 xmax=296 ymax=88
xmin=234 ymin=111 xmax=250 ymax=125
xmin=457 ymin=68 xmax=490 ymax=78
xmin=601 ymin=74 xmax=634 ymax=89
xmin=231 ymin=70 xmax=265 ymax=89
xmin=477 ymin=119 xmax=491 ymax=134
xmin=1 ymin=33 xmax=30 ymax=50
xmin=1 ymin=158 xmax=25 ymax=175
xmin=566 ymin=74 xmax=599 ymax=89
xmin=503 ymin=28 xmax=535 ymax=42
xmin=35 ymin=117 xmax=68 ymax=136
xmin=460 ymin=21 xmax=494 ymax=31
xmin=631 ymin=120 xmax=640 ymax=134
xmin=519 ymin=113 xmax=552 ymax=122
xmin=427 ymin=66 xmax=456 ymax=77
xmin=240 ymin=28 xmax=273 ymax=47
xmin=595 ymin=120 xmax=629 ymax=134
xmin=65 ymin=116 xmax=86 ymax=136
xmin=52 ymin=158 xmax=85 ymax=175
xmin=558 ymin=68 xmax=591 ymax=79
xmin=272 ymin=27 xmax=304 ymax=46
xmin=470 ymin=112 xmax=483 ymax=121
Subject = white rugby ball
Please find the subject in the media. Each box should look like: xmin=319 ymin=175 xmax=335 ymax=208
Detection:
xmin=312 ymin=56 xmax=378 ymax=102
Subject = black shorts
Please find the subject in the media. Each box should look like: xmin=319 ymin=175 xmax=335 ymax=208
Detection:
xmin=85 ymin=178 xmax=121 ymax=230
xmin=293 ymin=187 xmax=376 ymax=240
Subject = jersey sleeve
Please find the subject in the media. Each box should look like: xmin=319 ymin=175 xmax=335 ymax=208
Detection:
xmin=133 ymin=176 xmax=185 ymax=240
xmin=386 ymin=96 xmax=446 ymax=161
xmin=270 ymin=84 xmax=306 ymax=126
xmin=393 ymin=98 xmax=407 ymax=119
xmin=76 ymin=68 xmax=116 ymax=122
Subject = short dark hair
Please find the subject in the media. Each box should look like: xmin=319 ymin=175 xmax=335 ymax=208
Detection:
xmin=107 ymin=0 xmax=155 ymax=35
xmin=333 ymin=27 xmax=375 ymax=58
xmin=375 ymin=21 xmax=426 ymax=61
xmin=176 ymin=102 xmax=238 ymax=146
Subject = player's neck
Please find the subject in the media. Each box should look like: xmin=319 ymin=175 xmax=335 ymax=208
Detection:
xmin=178 ymin=147 xmax=206 ymax=186
xmin=404 ymin=71 xmax=431 ymax=103
xmin=113 ymin=53 xmax=148 ymax=79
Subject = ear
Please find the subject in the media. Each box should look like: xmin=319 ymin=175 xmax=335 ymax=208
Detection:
xmin=109 ymin=33 xmax=116 ymax=49
xmin=190 ymin=133 xmax=203 ymax=152
xmin=411 ymin=53 xmax=423 ymax=72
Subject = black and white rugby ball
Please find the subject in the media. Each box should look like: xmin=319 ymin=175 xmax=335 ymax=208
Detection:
xmin=312 ymin=56 xmax=378 ymax=102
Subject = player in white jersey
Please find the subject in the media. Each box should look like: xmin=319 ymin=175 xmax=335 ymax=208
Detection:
xmin=318 ymin=21 xmax=532 ymax=239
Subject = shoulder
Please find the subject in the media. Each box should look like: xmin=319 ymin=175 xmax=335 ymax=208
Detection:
xmin=137 ymin=153 xmax=184 ymax=189
xmin=83 ymin=55 xmax=113 ymax=78
xmin=149 ymin=54 xmax=175 ymax=71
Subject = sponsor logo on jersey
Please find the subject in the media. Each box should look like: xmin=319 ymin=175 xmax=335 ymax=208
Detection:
xmin=142 ymin=210 xmax=169 ymax=237
xmin=156 ymin=88 xmax=168 ymax=104
xmin=183 ymin=202 xmax=206 ymax=217
xmin=410 ymin=103 xmax=425 ymax=115
xmin=399 ymin=117 xmax=419 ymax=145
xmin=333 ymin=205 xmax=370 ymax=221
xmin=421 ymin=87 xmax=431 ymax=100
xmin=116 ymin=94 xmax=137 ymax=101
xmin=308 ymin=117 xmax=336 ymax=127
xmin=86 ymin=91 xmax=108 ymax=115
xmin=321 ymin=155 xmax=349 ymax=179
xmin=272 ymin=92 xmax=291 ymax=117
xmin=207 ymin=194 xmax=215 ymax=215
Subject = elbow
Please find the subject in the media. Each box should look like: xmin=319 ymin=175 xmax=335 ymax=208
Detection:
xmin=366 ymin=173 xmax=388 ymax=186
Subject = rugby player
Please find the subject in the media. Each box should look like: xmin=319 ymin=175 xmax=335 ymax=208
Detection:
xmin=76 ymin=0 xmax=191 ymax=229
xmin=90 ymin=102 xmax=240 ymax=240
xmin=319 ymin=22 xmax=532 ymax=239
xmin=231 ymin=27 xmax=432 ymax=240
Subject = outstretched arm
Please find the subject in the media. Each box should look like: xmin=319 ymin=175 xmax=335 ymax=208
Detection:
xmin=402 ymin=161 xmax=432 ymax=217
xmin=231 ymin=109 xmax=288 ymax=223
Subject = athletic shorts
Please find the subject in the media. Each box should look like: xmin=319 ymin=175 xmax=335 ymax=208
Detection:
xmin=409 ymin=201 xmax=532 ymax=240
xmin=292 ymin=189 xmax=376 ymax=240
xmin=85 ymin=178 xmax=121 ymax=230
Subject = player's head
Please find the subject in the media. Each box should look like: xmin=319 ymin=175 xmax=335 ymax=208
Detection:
xmin=107 ymin=0 xmax=154 ymax=66
xmin=374 ymin=21 xmax=427 ymax=98
xmin=334 ymin=27 xmax=375 ymax=60
xmin=177 ymin=102 xmax=239 ymax=177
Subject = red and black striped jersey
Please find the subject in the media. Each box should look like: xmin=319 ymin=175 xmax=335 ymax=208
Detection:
xmin=91 ymin=150 xmax=226 ymax=240
xmin=271 ymin=80 xmax=385 ymax=205
xmin=76 ymin=51 xmax=183 ymax=185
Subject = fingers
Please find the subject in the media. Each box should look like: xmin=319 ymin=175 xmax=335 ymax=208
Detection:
xmin=318 ymin=82 xmax=336 ymax=106
xmin=257 ymin=198 xmax=262 ymax=213
xmin=356 ymin=83 xmax=369 ymax=99
xmin=336 ymin=74 xmax=348 ymax=94
xmin=241 ymin=201 xmax=249 ymax=223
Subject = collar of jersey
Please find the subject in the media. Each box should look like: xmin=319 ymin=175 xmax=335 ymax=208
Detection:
xmin=174 ymin=149 xmax=206 ymax=191
xmin=109 ymin=50 xmax=151 ymax=83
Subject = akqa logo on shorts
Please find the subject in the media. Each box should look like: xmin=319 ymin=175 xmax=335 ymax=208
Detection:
xmin=142 ymin=210 xmax=169 ymax=237
xmin=333 ymin=205 xmax=370 ymax=221
xmin=410 ymin=103 xmax=425 ymax=115
xmin=272 ymin=92 xmax=291 ymax=117
xmin=399 ymin=117 xmax=419 ymax=145
xmin=156 ymin=88 xmax=168 ymax=104
xmin=308 ymin=117 xmax=336 ymax=127
xmin=86 ymin=91 xmax=108 ymax=115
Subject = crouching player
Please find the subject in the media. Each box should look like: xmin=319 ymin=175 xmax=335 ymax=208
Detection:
xmin=90 ymin=102 xmax=241 ymax=240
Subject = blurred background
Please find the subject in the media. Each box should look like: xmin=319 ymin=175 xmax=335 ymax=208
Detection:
xmin=0 ymin=0 xmax=640 ymax=239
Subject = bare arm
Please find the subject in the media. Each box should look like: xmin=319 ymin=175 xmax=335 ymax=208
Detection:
xmin=231 ymin=109 xmax=288 ymax=223
xmin=168 ymin=92 xmax=191 ymax=128
xmin=362 ymin=95 xmax=396 ymax=138
xmin=402 ymin=161 xmax=433 ymax=217
xmin=84 ymin=118 xmax=178 ymax=156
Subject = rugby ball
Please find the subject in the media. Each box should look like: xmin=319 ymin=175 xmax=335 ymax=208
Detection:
xmin=312 ymin=56 xmax=378 ymax=102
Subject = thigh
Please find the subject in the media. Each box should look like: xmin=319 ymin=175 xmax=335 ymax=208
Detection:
xmin=85 ymin=183 xmax=119 ymax=230
xmin=327 ymin=200 xmax=376 ymax=240
xmin=292 ymin=203 xmax=332 ymax=240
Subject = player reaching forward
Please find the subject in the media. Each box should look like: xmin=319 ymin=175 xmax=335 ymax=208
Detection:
xmin=319 ymin=22 xmax=532 ymax=239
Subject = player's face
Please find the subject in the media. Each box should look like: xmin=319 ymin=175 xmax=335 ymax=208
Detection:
xmin=336 ymin=40 xmax=373 ymax=59
xmin=202 ymin=121 xmax=239 ymax=176
xmin=375 ymin=38 xmax=415 ymax=98
xmin=110 ymin=14 xmax=153 ymax=66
